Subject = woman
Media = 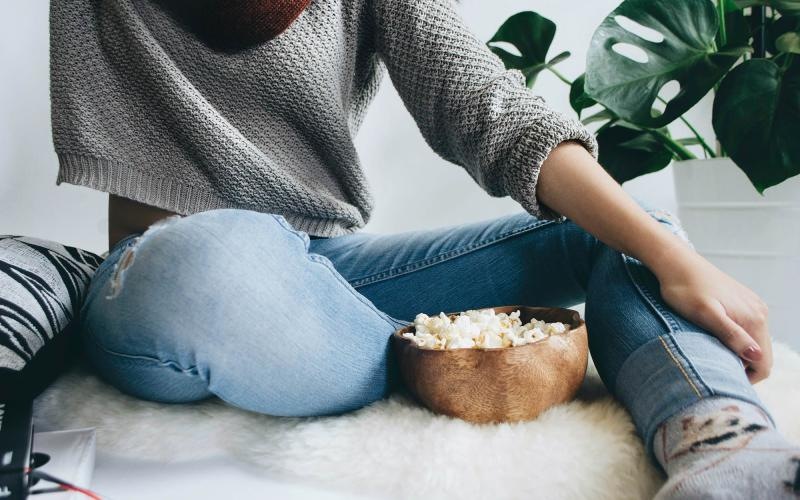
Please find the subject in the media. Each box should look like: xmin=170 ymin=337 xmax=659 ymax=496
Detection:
xmin=50 ymin=0 xmax=798 ymax=497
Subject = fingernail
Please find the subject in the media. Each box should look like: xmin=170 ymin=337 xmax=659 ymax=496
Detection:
xmin=742 ymin=345 xmax=763 ymax=363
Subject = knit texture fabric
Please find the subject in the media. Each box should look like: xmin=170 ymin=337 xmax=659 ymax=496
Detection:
xmin=50 ymin=0 xmax=599 ymax=237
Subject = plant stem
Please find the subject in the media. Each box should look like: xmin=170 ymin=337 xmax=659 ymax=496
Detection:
xmin=717 ymin=47 xmax=754 ymax=57
xmin=781 ymin=53 xmax=795 ymax=72
xmin=650 ymin=129 xmax=698 ymax=161
xmin=752 ymin=6 xmax=767 ymax=58
xmin=658 ymin=98 xmax=716 ymax=158
xmin=717 ymin=0 xmax=727 ymax=48
xmin=677 ymin=119 xmax=713 ymax=158
xmin=546 ymin=66 xmax=573 ymax=86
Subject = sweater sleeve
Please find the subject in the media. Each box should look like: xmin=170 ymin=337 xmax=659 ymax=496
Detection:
xmin=371 ymin=0 xmax=599 ymax=221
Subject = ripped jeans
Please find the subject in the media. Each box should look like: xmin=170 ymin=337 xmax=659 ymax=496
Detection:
xmin=78 ymin=206 xmax=770 ymax=458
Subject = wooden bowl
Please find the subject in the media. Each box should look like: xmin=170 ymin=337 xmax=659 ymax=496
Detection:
xmin=391 ymin=305 xmax=588 ymax=424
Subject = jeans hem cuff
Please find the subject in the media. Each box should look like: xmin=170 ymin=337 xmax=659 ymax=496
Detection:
xmin=614 ymin=331 xmax=770 ymax=462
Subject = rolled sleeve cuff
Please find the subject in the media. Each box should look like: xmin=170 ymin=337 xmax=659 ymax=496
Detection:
xmin=502 ymin=110 xmax=598 ymax=221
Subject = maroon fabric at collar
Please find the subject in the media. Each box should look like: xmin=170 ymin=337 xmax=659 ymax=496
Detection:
xmin=160 ymin=0 xmax=312 ymax=51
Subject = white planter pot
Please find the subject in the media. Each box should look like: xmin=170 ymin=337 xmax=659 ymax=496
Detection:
xmin=673 ymin=158 xmax=800 ymax=350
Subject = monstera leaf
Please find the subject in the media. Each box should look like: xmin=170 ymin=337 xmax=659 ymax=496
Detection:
xmin=585 ymin=0 xmax=748 ymax=128
xmin=569 ymin=74 xmax=597 ymax=117
xmin=596 ymin=124 xmax=675 ymax=183
xmin=487 ymin=11 xmax=570 ymax=87
xmin=712 ymin=58 xmax=800 ymax=192
xmin=733 ymin=0 xmax=800 ymax=14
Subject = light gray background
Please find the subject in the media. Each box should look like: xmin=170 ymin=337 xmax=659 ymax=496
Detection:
xmin=0 ymin=1 xmax=714 ymax=257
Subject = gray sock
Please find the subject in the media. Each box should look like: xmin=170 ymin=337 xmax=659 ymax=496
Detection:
xmin=653 ymin=396 xmax=800 ymax=500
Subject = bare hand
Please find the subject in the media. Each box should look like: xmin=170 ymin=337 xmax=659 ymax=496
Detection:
xmin=534 ymin=143 xmax=773 ymax=383
xmin=655 ymin=249 xmax=772 ymax=383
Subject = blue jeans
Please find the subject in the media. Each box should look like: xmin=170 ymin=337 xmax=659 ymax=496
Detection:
xmin=78 ymin=207 xmax=770 ymax=458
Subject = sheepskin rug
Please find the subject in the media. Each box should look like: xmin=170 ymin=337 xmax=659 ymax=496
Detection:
xmin=33 ymin=343 xmax=800 ymax=500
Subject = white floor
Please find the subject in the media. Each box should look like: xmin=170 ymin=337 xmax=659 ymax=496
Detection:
xmin=90 ymin=453 xmax=368 ymax=500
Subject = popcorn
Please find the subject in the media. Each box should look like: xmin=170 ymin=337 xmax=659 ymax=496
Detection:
xmin=401 ymin=308 xmax=568 ymax=350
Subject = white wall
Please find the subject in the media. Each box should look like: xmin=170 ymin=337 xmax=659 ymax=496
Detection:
xmin=1 ymin=0 xmax=710 ymax=256
xmin=1 ymin=2 xmax=109 ymax=255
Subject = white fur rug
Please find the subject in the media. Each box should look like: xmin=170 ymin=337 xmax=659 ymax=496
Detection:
xmin=33 ymin=343 xmax=800 ymax=500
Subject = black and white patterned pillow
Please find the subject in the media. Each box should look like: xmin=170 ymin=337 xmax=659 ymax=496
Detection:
xmin=0 ymin=235 xmax=103 ymax=400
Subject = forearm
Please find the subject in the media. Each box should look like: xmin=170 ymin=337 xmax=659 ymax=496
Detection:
xmin=536 ymin=141 xmax=773 ymax=380
xmin=535 ymin=141 xmax=695 ymax=276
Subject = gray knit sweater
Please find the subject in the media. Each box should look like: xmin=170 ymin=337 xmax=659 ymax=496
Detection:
xmin=50 ymin=0 xmax=598 ymax=237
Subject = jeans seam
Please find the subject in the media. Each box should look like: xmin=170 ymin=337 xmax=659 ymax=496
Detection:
xmin=656 ymin=337 xmax=703 ymax=398
xmin=271 ymin=214 xmax=407 ymax=329
xmin=306 ymin=253 xmax=407 ymax=329
xmin=629 ymin=261 xmax=713 ymax=396
xmin=270 ymin=213 xmax=311 ymax=248
xmin=350 ymin=219 xmax=556 ymax=288
xmin=559 ymin=220 xmax=591 ymax=292
xmin=83 ymin=325 xmax=202 ymax=376
xmin=621 ymin=253 xmax=711 ymax=398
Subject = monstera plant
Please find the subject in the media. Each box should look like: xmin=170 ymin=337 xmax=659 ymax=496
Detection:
xmin=488 ymin=0 xmax=800 ymax=192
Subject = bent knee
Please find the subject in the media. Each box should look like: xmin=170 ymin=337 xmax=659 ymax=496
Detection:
xmin=142 ymin=208 xmax=306 ymax=255
xmin=85 ymin=209 xmax=302 ymax=338
xmin=105 ymin=208 xmax=307 ymax=297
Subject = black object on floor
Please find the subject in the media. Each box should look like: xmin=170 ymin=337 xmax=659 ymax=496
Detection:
xmin=0 ymin=398 xmax=34 ymax=499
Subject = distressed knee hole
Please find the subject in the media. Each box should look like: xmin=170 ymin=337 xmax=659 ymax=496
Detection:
xmin=106 ymin=214 xmax=183 ymax=299
xmin=646 ymin=208 xmax=694 ymax=249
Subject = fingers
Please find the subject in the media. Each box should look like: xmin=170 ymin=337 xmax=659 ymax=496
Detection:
xmin=694 ymin=299 xmax=754 ymax=354
xmin=744 ymin=323 xmax=772 ymax=384
xmin=725 ymin=295 xmax=773 ymax=383
xmin=659 ymin=265 xmax=775 ymax=384
xmin=695 ymin=299 xmax=771 ymax=382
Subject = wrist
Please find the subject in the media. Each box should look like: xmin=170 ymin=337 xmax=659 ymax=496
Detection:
xmin=642 ymin=231 xmax=701 ymax=280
